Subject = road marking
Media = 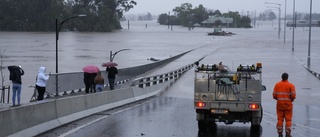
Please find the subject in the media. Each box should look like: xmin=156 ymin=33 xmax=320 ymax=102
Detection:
xmin=58 ymin=115 xmax=109 ymax=137
xmin=311 ymin=106 xmax=320 ymax=110
xmin=58 ymin=99 xmax=158 ymax=137
xmin=264 ymin=112 xmax=320 ymax=133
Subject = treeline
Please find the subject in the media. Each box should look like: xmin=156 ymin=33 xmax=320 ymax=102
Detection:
xmin=157 ymin=3 xmax=252 ymax=28
xmin=258 ymin=10 xmax=320 ymax=21
xmin=0 ymin=0 xmax=136 ymax=32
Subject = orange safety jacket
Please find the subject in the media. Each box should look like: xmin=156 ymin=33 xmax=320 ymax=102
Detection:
xmin=273 ymin=80 xmax=296 ymax=111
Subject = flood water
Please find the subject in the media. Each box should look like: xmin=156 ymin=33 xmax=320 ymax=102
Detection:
xmin=0 ymin=20 xmax=319 ymax=104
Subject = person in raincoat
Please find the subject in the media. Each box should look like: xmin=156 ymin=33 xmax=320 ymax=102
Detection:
xmin=8 ymin=65 xmax=24 ymax=106
xmin=273 ymin=73 xmax=296 ymax=137
xmin=36 ymin=67 xmax=50 ymax=101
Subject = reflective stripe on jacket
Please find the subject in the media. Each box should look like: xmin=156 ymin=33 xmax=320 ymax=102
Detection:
xmin=273 ymin=80 xmax=296 ymax=110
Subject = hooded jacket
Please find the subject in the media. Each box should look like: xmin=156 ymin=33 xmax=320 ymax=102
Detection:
xmin=36 ymin=67 xmax=49 ymax=87
xmin=8 ymin=66 xmax=24 ymax=84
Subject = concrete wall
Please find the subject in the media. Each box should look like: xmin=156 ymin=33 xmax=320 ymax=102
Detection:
xmin=0 ymin=62 xmax=196 ymax=137
xmin=1 ymin=84 xmax=164 ymax=137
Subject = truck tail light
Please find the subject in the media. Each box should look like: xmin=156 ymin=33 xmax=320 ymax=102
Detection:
xmin=249 ymin=104 xmax=259 ymax=109
xmin=196 ymin=102 xmax=206 ymax=108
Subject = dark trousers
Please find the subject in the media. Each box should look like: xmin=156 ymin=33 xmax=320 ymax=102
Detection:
xmin=36 ymin=85 xmax=45 ymax=101
xmin=90 ymin=84 xmax=96 ymax=93
xmin=85 ymin=82 xmax=96 ymax=93
xmin=108 ymin=78 xmax=115 ymax=90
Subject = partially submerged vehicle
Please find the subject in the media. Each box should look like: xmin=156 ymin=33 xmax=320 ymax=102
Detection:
xmin=194 ymin=63 xmax=266 ymax=131
xmin=207 ymin=28 xmax=235 ymax=36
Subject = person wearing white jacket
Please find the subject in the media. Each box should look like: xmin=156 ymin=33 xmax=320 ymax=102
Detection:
xmin=36 ymin=66 xmax=50 ymax=101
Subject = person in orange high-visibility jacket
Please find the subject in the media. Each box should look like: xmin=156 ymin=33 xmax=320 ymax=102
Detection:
xmin=273 ymin=73 xmax=296 ymax=137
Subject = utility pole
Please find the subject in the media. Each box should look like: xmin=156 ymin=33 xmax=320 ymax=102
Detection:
xmin=265 ymin=2 xmax=281 ymax=39
xmin=284 ymin=0 xmax=287 ymax=43
xmin=307 ymin=0 xmax=312 ymax=69
xmin=292 ymin=0 xmax=295 ymax=51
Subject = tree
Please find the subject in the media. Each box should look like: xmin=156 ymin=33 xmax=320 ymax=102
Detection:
xmin=213 ymin=10 xmax=222 ymax=17
xmin=192 ymin=4 xmax=207 ymax=24
xmin=223 ymin=11 xmax=241 ymax=28
xmin=0 ymin=0 xmax=137 ymax=32
xmin=259 ymin=13 xmax=267 ymax=21
xmin=173 ymin=3 xmax=193 ymax=27
xmin=158 ymin=13 xmax=168 ymax=25
xmin=146 ymin=12 xmax=152 ymax=20
xmin=268 ymin=11 xmax=277 ymax=21
xmin=238 ymin=16 xmax=252 ymax=28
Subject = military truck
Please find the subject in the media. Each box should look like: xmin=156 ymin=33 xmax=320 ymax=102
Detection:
xmin=194 ymin=63 xmax=266 ymax=130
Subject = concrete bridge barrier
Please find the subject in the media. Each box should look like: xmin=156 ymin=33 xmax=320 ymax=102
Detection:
xmin=0 ymin=60 xmax=198 ymax=137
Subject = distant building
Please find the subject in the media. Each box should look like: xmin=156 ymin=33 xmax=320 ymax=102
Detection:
xmin=287 ymin=20 xmax=320 ymax=27
xmin=201 ymin=15 xmax=233 ymax=28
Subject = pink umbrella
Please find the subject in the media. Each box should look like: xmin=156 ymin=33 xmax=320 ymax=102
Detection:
xmin=83 ymin=65 xmax=100 ymax=73
xmin=101 ymin=62 xmax=118 ymax=67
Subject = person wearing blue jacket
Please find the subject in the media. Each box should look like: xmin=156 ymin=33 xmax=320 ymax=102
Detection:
xmin=36 ymin=67 xmax=50 ymax=101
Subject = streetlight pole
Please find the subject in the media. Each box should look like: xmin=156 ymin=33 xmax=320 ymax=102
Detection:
xmin=55 ymin=14 xmax=86 ymax=96
xmin=307 ymin=0 xmax=312 ymax=69
xmin=283 ymin=0 xmax=287 ymax=43
xmin=265 ymin=2 xmax=281 ymax=39
xmin=110 ymin=49 xmax=130 ymax=62
xmin=56 ymin=14 xmax=86 ymax=73
xmin=292 ymin=0 xmax=295 ymax=51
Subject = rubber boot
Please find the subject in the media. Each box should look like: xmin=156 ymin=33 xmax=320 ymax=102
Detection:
xmin=286 ymin=128 xmax=291 ymax=137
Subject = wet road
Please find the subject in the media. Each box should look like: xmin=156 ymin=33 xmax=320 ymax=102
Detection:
xmin=37 ymin=20 xmax=320 ymax=137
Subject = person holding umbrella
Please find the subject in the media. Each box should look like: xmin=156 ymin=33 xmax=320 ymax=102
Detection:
xmin=102 ymin=62 xmax=118 ymax=90
xmin=83 ymin=65 xmax=100 ymax=93
xmin=8 ymin=65 xmax=24 ymax=106
xmin=106 ymin=66 xmax=118 ymax=90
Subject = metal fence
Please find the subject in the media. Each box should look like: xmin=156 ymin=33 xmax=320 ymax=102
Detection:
xmin=0 ymin=86 xmax=10 ymax=103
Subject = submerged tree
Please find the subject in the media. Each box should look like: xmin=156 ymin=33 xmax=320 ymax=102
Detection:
xmin=0 ymin=0 xmax=137 ymax=32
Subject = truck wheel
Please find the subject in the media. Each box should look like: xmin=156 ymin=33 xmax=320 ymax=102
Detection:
xmin=251 ymin=107 xmax=263 ymax=126
xmin=198 ymin=121 xmax=206 ymax=131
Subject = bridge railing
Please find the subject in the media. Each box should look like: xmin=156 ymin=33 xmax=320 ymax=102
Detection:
xmin=30 ymin=50 xmax=193 ymax=101
xmin=131 ymin=64 xmax=195 ymax=88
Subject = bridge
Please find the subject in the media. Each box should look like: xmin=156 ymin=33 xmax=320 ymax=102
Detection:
xmin=0 ymin=49 xmax=203 ymax=137
xmin=1 ymin=21 xmax=320 ymax=137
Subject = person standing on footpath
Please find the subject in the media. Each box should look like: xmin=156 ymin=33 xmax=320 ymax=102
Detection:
xmin=106 ymin=66 xmax=118 ymax=90
xmin=36 ymin=66 xmax=50 ymax=101
xmin=83 ymin=72 xmax=91 ymax=94
xmin=83 ymin=72 xmax=97 ymax=93
xmin=8 ymin=65 xmax=24 ymax=106
xmin=273 ymin=73 xmax=296 ymax=137
xmin=94 ymin=71 xmax=104 ymax=92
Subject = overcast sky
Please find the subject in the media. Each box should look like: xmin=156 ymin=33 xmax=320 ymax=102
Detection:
xmin=126 ymin=0 xmax=319 ymax=16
